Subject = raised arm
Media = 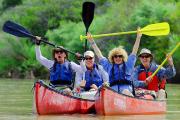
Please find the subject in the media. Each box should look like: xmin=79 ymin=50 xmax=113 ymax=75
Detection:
xmin=145 ymin=55 xmax=176 ymax=84
xmin=159 ymin=54 xmax=176 ymax=79
xmin=87 ymin=32 xmax=104 ymax=59
xmin=98 ymin=65 xmax=109 ymax=84
xmin=35 ymin=36 xmax=54 ymax=69
xmin=131 ymin=27 xmax=142 ymax=55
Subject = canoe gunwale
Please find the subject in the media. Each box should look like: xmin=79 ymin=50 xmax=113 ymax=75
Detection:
xmin=98 ymin=86 xmax=166 ymax=102
xmin=35 ymin=80 xmax=95 ymax=102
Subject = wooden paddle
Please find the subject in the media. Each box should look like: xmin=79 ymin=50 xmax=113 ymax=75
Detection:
xmin=82 ymin=2 xmax=95 ymax=52
xmin=80 ymin=22 xmax=170 ymax=40
xmin=2 ymin=20 xmax=79 ymax=56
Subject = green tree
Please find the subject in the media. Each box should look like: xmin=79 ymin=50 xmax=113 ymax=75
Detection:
xmin=2 ymin=0 xmax=22 ymax=10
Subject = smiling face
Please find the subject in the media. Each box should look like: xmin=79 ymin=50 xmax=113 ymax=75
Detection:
xmin=85 ymin=55 xmax=94 ymax=69
xmin=108 ymin=46 xmax=128 ymax=64
xmin=139 ymin=53 xmax=152 ymax=67
xmin=113 ymin=54 xmax=124 ymax=64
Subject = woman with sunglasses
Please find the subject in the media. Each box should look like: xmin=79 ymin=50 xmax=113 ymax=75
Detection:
xmin=133 ymin=48 xmax=176 ymax=100
xmin=86 ymin=28 xmax=142 ymax=97
xmin=35 ymin=36 xmax=82 ymax=95
xmin=76 ymin=51 xmax=109 ymax=93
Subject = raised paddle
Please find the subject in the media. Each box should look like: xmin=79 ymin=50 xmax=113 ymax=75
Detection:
xmin=82 ymin=2 xmax=95 ymax=52
xmin=150 ymin=42 xmax=180 ymax=79
xmin=80 ymin=22 xmax=170 ymax=40
xmin=3 ymin=20 xmax=80 ymax=56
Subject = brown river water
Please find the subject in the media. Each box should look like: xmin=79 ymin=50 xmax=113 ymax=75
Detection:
xmin=0 ymin=79 xmax=179 ymax=120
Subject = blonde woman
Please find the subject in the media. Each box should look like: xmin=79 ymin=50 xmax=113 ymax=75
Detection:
xmin=87 ymin=29 xmax=142 ymax=96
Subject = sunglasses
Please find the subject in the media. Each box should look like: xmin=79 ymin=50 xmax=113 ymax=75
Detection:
xmin=140 ymin=55 xmax=150 ymax=58
xmin=55 ymin=51 xmax=64 ymax=54
xmin=113 ymin=55 xmax=123 ymax=58
xmin=85 ymin=57 xmax=93 ymax=60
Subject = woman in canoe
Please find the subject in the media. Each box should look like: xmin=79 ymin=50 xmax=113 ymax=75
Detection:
xmin=86 ymin=28 xmax=142 ymax=97
xmin=76 ymin=50 xmax=109 ymax=91
xmin=133 ymin=48 xmax=176 ymax=100
xmin=34 ymin=36 xmax=82 ymax=95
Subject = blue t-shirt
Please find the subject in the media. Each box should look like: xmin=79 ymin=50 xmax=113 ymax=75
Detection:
xmin=99 ymin=54 xmax=136 ymax=82
xmin=99 ymin=54 xmax=136 ymax=93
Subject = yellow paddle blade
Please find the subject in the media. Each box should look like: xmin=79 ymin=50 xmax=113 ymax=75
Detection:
xmin=140 ymin=22 xmax=170 ymax=36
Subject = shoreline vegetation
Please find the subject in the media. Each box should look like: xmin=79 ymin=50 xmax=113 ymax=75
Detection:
xmin=0 ymin=0 xmax=179 ymax=83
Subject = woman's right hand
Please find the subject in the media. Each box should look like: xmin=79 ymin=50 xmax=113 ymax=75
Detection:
xmin=35 ymin=36 xmax=41 ymax=45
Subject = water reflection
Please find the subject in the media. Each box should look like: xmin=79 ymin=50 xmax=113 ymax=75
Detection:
xmin=36 ymin=114 xmax=166 ymax=120
xmin=0 ymin=80 xmax=179 ymax=120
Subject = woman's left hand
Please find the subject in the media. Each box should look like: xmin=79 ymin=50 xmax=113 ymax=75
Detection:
xmin=90 ymin=84 xmax=98 ymax=90
xmin=137 ymin=27 xmax=142 ymax=38
xmin=166 ymin=54 xmax=174 ymax=66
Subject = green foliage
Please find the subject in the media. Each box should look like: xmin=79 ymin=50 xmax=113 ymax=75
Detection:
xmin=2 ymin=0 xmax=22 ymax=10
xmin=0 ymin=0 xmax=179 ymax=80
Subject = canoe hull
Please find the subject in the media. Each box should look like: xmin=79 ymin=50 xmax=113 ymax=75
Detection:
xmin=35 ymin=81 xmax=95 ymax=115
xmin=95 ymin=87 xmax=166 ymax=115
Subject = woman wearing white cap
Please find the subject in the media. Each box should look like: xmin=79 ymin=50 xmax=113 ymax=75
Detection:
xmin=86 ymin=28 xmax=142 ymax=97
xmin=76 ymin=50 xmax=109 ymax=92
xmin=35 ymin=37 xmax=82 ymax=95
xmin=133 ymin=48 xmax=176 ymax=100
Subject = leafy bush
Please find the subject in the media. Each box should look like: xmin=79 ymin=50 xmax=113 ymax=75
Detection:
xmin=2 ymin=0 xmax=22 ymax=10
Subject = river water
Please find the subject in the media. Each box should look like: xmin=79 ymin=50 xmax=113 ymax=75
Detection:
xmin=0 ymin=79 xmax=179 ymax=120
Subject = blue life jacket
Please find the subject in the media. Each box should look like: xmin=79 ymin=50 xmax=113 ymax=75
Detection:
xmin=110 ymin=62 xmax=132 ymax=86
xmin=84 ymin=64 xmax=103 ymax=91
xmin=50 ymin=61 xmax=73 ymax=85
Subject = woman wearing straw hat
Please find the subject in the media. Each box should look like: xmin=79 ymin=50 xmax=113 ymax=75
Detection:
xmin=133 ymin=48 xmax=176 ymax=100
xmin=35 ymin=36 xmax=82 ymax=95
xmin=86 ymin=28 xmax=142 ymax=97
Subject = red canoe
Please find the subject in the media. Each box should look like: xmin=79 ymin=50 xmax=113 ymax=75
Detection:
xmin=95 ymin=86 xmax=166 ymax=115
xmin=34 ymin=80 xmax=95 ymax=115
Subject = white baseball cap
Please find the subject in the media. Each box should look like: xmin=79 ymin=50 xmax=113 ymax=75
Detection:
xmin=84 ymin=51 xmax=94 ymax=58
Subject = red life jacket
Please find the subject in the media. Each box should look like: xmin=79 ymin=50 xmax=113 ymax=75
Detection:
xmin=138 ymin=71 xmax=166 ymax=92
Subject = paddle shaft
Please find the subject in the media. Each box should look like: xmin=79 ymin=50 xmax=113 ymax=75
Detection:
xmin=84 ymin=29 xmax=88 ymax=52
xmin=151 ymin=42 xmax=180 ymax=78
xmin=3 ymin=21 xmax=78 ymax=56
xmin=39 ymin=38 xmax=77 ymax=55
xmin=81 ymin=27 xmax=167 ymax=40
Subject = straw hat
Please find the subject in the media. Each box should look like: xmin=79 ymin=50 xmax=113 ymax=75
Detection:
xmin=138 ymin=48 xmax=153 ymax=57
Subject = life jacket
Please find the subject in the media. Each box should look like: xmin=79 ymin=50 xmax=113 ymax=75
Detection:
xmin=138 ymin=64 xmax=166 ymax=92
xmin=84 ymin=64 xmax=103 ymax=91
xmin=50 ymin=61 xmax=73 ymax=85
xmin=110 ymin=62 xmax=132 ymax=86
